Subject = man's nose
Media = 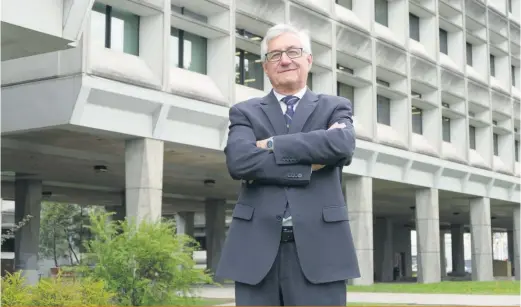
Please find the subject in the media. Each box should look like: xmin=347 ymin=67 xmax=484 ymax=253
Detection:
xmin=280 ymin=52 xmax=292 ymax=65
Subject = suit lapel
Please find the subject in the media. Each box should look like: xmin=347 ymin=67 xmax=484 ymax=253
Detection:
xmin=288 ymin=90 xmax=319 ymax=134
xmin=260 ymin=91 xmax=287 ymax=136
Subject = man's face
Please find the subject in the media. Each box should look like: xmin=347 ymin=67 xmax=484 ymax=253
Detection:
xmin=263 ymin=32 xmax=312 ymax=90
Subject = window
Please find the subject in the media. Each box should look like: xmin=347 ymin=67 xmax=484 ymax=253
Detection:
xmin=412 ymin=106 xmax=423 ymax=135
xmin=336 ymin=0 xmax=352 ymax=10
xmin=442 ymin=117 xmax=451 ymax=142
xmin=469 ymin=125 xmax=476 ymax=149
xmin=490 ymin=54 xmax=495 ymax=77
xmin=377 ymin=95 xmax=391 ymax=126
xmin=466 ymin=43 xmax=473 ymax=66
xmin=509 ymin=0 xmax=512 ymax=13
xmin=375 ymin=0 xmax=388 ymax=27
xmin=235 ymin=49 xmax=264 ymax=90
xmin=337 ymin=82 xmax=355 ymax=114
xmin=409 ymin=14 xmax=420 ymax=42
xmin=91 ymin=3 xmax=140 ymax=55
xmin=512 ymin=65 xmax=516 ymax=86
xmin=171 ymin=28 xmax=207 ymax=74
xmin=493 ymin=133 xmax=499 ymax=156
xmin=439 ymin=29 xmax=448 ymax=55
xmin=514 ymin=140 xmax=519 ymax=162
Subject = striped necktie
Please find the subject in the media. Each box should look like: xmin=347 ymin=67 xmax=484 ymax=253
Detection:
xmin=281 ymin=95 xmax=299 ymax=130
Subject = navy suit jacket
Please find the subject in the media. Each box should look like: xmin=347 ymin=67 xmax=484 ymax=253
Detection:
xmin=215 ymin=89 xmax=361 ymax=285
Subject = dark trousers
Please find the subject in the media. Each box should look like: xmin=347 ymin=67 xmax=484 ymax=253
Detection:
xmin=234 ymin=241 xmax=346 ymax=306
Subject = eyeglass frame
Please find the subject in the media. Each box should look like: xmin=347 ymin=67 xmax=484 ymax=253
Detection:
xmin=264 ymin=47 xmax=307 ymax=62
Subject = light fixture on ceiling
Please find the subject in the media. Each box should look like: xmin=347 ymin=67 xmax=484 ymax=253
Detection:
xmin=204 ymin=179 xmax=216 ymax=187
xmin=42 ymin=191 xmax=52 ymax=198
xmin=94 ymin=165 xmax=108 ymax=173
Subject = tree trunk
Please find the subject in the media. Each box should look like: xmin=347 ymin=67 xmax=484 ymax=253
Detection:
xmin=67 ymin=232 xmax=80 ymax=264
xmin=53 ymin=225 xmax=58 ymax=267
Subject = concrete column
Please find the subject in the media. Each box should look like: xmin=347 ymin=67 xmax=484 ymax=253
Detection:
xmin=440 ymin=231 xmax=447 ymax=278
xmin=374 ymin=217 xmax=393 ymax=282
xmin=415 ymin=188 xmax=441 ymax=283
xmin=514 ymin=206 xmax=520 ymax=281
xmin=469 ymin=197 xmax=493 ymax=281
xmin=176 ymin=212 xmax=195 ymax=237
xmin=345 ymin=176 xmax=373 ymax=285
xmin=125 ymin=138 xmax=164 ymax=223
xmin=392 ymin=225 xmax=412 ymax=279
xmin=450 ymin=224 xmax=466 ymax=275
xmin=205 ymin=198 xmax=226 ymax=282
xmin=14 ymin=178 xmax=42 ymax=284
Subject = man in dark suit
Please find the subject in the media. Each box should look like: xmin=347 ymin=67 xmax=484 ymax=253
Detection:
xmin=215 ymin=23 xmax=360 ymax=306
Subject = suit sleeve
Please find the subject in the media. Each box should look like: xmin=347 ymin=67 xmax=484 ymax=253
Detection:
xmin=224 ymin=105 xmax=312 ymax=186
xmin=272 ymin=98 xmax=356 ymax=166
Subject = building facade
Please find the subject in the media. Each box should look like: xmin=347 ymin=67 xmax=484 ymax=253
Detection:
xmin=1 ymin=0 xmax=520 ymax=285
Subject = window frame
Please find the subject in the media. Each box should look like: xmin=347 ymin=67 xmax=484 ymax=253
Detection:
xmin=375 ymin=0 xmax=388 ymax=27
xmin=409 ymin=13 xmax=420 ymax=42
xmin=92 ymin=3 xmax=140 ymax=56
xmin=171 ymin=27 xmax=208 ymax=74
xmin=439 ymin=28 xmax=448 ymax=55
xmin=235 ymin=48 xmax=264 ymax=90
xmin=442 ymin=116 xmax=451 ymax=142
xmin=469 ymin=125 xmax=476 ymax=150
xmin=377 ymin=94 xmax=391 ymax=126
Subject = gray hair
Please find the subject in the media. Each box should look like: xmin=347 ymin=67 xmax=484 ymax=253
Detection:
xmin=260 ymin=24 xmax=312 ymax=62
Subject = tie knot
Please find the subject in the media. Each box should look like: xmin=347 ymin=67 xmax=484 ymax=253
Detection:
xmin=281 ymin=95 xmax=299 ymax=106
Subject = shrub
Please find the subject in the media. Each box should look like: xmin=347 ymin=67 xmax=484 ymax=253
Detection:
xmin=78 ymin=211 xmax=214 ymax=306
xmin=0 ymin=271 xmax=114 ymax=307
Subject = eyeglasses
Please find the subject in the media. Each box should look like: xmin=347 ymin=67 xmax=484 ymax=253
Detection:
xmin=265 ymin=48 xmax=304 ymax=62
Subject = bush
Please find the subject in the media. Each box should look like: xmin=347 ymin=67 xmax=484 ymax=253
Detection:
xmin=0 ymin=271 xmax=114 ymax=306
xmin=78 ymin=211 xmax=214 ymax=306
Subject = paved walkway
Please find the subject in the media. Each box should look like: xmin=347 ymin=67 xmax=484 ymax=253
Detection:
xmin=195 ymin=285 xmax=521 ymax=306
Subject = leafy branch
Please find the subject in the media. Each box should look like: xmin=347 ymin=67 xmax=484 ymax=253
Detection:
xmin=0 ymin=215 xmax=33 ymax=246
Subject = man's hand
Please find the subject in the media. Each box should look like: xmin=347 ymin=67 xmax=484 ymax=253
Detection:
xmin=328 ymin=122 xmax=346 ymax=130
xmin=312 ymin=122 xmax=347 ymax=171
xmin=256 ymin=139 xmax=269 ymax=149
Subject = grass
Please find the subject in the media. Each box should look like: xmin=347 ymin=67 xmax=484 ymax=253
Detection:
xmin=347 ymin=280 xmax=520 ymax=295
xmin=192 ymin=298 xmax=235 ymax=305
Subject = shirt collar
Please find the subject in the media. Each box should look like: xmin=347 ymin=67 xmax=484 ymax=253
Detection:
xmin=273 ymin=86 xmax=308 ymax=102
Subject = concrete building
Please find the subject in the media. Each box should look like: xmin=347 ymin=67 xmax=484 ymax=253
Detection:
xmin=1 ymin=0 xmax=520 ymax=285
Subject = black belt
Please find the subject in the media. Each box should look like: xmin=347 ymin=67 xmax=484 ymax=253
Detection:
xmin=281 ymin=226 xmax=294 ymax=243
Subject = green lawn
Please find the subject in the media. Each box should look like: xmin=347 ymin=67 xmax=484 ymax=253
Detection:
xmin=192 ymin=298 xmax=235 ymax=305
xmin=347 ymin=280 xmax=520 ymax=295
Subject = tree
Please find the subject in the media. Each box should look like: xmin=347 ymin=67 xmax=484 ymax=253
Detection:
xmin=78 ymin=211 xmax=214 ymax=306
xmin=39 ymin=202 xmax=92 ymax=267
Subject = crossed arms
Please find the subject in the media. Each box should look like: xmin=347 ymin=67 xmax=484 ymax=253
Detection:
xmin=224 ymin=100 xmax=355 ymax=186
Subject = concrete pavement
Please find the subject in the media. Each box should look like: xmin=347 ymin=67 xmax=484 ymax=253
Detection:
xmin=194 ymin=285 xmax=521 ymax=306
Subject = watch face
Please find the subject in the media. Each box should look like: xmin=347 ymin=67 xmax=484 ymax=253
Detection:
xmin=267 ymin=140 xmax=273 ymax=148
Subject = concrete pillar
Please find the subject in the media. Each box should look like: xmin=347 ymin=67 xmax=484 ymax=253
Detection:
xmin=205 ymin=198 xmax=226 ymax=282
xmin=415 ymin=188 xmax=441 ymax=283
xmin=176 ymin=212 xmax=195 ymax=237
xmin=374 ymin=217 xmax=394 ymax=282
xmin=125 ymin=138 xmax=164 ymax=223
xmin=450 ymin=224 xmax=466 ymax=275
xmin=14 ymin=179 xmax=42 ymax=285
xmin=514 ymin=206 xmax=520 ymax=281
xmin=440 ymin=231 xmax=447 ymax=278
xmin=469 ymin=197 xmax=493 ymax=281
xmin=392 ymin=225 xmax=412 ymax=279
xmin=345 ymin=176 xmax=373 ymax=285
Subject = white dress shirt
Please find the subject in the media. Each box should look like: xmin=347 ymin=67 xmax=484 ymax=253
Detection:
xmin=272 ymin=86 xmax=308 ymax=227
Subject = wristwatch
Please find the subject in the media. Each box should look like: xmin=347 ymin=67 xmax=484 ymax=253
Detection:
xmin=266 ymin=137 xmax=274 ymax=151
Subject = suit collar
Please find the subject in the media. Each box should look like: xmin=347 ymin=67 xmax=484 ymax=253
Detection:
xmin=260 ymin=88 xmax=319 ymax=135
